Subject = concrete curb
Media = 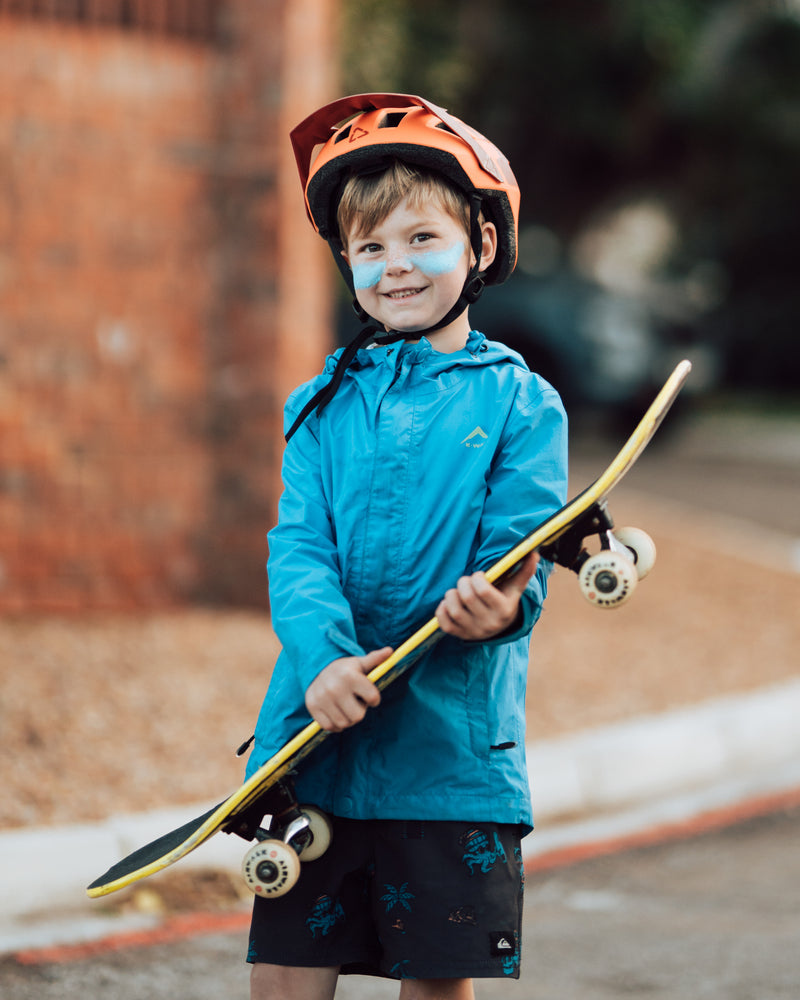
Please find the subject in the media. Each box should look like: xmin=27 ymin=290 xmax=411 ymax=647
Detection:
xmin=525 ymin=677 xmax=800 ymax=832
xmin=2 ymin=678 xmax=800 ymax=954
xmin=524 ymin=678 xmax=800 ymax=865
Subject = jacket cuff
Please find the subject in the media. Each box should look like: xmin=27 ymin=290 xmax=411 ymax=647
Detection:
xmin=481 ymin=557 xmax=551 ymax=646
xmin=484 ymin=589 xmax=543 ymax=646
xmin=294 ymin=625 xmax=366 ymax=692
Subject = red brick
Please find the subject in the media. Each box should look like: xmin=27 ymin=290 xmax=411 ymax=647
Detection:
xmin=0 ymin=1 xmax=337 ymax=611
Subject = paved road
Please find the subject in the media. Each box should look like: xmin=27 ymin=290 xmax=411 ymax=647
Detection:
xmin=2 ymin=804 xmax=798 ymax=999
xmin=572 ymin=407 xmax=800 ymax=537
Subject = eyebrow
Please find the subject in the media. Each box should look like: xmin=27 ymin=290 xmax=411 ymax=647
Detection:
xmin=354 ymin=215 xmax=450 ymax=239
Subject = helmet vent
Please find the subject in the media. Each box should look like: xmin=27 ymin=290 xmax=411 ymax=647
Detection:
xmin=334 ymin=124 xmax=352 ymax=144
xmin=378 ymin=111 xmax=408 ymax=129
xmin=435 ymin=121 xmax=458 ymax=135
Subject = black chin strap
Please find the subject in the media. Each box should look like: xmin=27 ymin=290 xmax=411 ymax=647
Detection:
xmin=284 ymin=324 xmax=405 ymax=442
xmin=284 ymin=194 xmax=487 ymax=444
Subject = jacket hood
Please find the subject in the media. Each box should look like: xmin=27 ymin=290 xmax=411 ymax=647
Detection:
xmin=323 ymin=329 xmax=529 ymax=377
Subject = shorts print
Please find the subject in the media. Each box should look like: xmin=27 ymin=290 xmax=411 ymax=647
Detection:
xmin=247 ymin=816 xmax=525 ymax=980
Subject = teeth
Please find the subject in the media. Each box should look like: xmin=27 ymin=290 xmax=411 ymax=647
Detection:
xmin=388 ymin=289 xmax=420 ymax=299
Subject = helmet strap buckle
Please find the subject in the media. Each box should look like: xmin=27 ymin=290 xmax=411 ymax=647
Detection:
xmin=464 ymin=273 xmax=485 ymax=304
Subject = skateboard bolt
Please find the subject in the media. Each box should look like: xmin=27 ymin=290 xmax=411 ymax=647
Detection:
xmin=594 ymin=571 xmax=619 ymax=594
xmin=256 ymin=860 xmax=279 ymax=882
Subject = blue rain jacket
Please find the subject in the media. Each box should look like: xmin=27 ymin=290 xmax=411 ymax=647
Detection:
xmin=246 ymin=330 xmax=568 ymax=831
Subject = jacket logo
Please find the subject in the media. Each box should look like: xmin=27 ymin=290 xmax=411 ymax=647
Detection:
xmin=461 ymin=426 xmax=488 ymax=448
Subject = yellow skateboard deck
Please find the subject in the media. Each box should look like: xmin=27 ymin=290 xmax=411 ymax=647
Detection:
xmin=87 ymin=359 xmax=691 ymax=899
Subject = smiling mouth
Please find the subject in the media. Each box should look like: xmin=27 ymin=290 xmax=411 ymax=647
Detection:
xmin=384 ymin=287 xmax=425 ymax=300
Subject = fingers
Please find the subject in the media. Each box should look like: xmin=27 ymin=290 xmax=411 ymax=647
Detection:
xmin=307 ymin=673 xmax=371 ymax=733
xmin=437 ymin=574 xmax=502 ymax=637
xmin=305 ymin=647 xmax=392 ymax=733
xmin=436 ymin=550 xmax=540 ymax=641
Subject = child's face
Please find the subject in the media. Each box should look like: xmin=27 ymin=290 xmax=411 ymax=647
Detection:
xmin=342 ymin=195 xmax=495 ymax=348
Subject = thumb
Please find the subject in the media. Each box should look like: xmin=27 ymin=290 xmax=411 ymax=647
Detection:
xmin=497 ymin=550 xmax=539 ymax=597
xmin=359 ymin=646 xmax=393 ymax=675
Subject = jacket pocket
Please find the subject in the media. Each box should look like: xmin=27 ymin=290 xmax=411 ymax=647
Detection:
xmin=464 ymin=646 xmax=493 ymax=761
xmin=485 ymin=643 xmax=525 ymax=759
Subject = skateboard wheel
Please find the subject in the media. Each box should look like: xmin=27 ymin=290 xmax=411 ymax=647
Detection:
xmin=578 ymin=551 xmax=637 ymax=608
xmin=614 ymin=526 xmax=656 ymax=580
xmin=241 ymin=840 xmax=300 ymax=898
xmin=296 ymin=805 xmax=333 ymax=862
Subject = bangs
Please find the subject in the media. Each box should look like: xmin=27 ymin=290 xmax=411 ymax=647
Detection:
xmin=337 ymin=161 xmax=470 ymax=245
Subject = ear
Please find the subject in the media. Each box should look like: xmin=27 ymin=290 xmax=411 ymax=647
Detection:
xmin=340 ymin=248 xmax=351 ymax=270
xmin=476 ymin=221 xmax=497 ymax=274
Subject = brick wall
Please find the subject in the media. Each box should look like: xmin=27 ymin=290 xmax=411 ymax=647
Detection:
xmin=0 ymin=2 xmax=336 ymax=611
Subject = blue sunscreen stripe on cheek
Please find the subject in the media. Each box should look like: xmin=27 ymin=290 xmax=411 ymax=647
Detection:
xmin=352 ymin=260 xmax=385 ymax=290
xmin=414 ymin=241 xmax=465 ymax=277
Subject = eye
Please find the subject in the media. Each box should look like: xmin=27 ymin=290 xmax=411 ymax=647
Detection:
xmin=412 ymin=232 xmax=436 ymax=245
xmin=356 ymin=241 xmax=383 ymax=255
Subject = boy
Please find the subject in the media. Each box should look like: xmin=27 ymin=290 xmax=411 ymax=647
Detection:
xmin=246 ymin=94 xmax=568 ymax=1000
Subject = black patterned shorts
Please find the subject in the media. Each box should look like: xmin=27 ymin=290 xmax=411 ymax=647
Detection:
xmin=246 ymin=816 xmax=524 ymax=980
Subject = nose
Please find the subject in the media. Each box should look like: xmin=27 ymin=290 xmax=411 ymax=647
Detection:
xmin=384 ymin=247 xmax=414 ymax=275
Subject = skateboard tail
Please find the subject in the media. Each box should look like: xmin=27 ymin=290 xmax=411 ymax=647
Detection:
xmin=86 ymin=803 xmax=224 ymax=897
xmin=86 ymin=726 xmax=330 ymax=898
xmin=87 ymin=624 xmax=447 ymax=898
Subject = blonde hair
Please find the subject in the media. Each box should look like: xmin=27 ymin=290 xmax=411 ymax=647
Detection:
xmin=337 ymin=161 xmax=470 ymax=246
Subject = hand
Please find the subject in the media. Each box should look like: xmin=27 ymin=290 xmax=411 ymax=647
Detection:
xmin=305 ymin=646 xmax=392 ymax=733
xmin=436 ymin=550 xmax=540 ymax=641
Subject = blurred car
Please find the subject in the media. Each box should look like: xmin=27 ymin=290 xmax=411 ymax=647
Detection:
xmin=468 ymin=266 xmax=714 ymax=424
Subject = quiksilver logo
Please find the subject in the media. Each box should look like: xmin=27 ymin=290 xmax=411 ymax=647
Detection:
xmin=461 ymin=426 xmax=488 ymax=448
xmin=489 ymin=930 xmax=516 ymax=956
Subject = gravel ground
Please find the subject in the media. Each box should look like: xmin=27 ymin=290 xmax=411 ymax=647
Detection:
xmin=2 ymin=411 xmax=799 ymax=832
xmin=3 ymin=497 xmax=799 ymax=833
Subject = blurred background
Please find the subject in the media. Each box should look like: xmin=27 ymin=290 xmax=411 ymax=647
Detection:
xmin=1 ymin=0 xmax=798 ymax=615
xmin=1 ymin=0 xmax=800 ymax=859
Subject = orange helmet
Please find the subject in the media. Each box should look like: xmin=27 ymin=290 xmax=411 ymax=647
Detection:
xmin=290 ymin=93 xmax=520 ymax=286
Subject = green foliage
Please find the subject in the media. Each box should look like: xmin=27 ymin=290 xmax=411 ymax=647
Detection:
xmin=340 ymin=0 xmax=474 ymax=107
xmin=339 ymin=0 xmax=800 ymax=388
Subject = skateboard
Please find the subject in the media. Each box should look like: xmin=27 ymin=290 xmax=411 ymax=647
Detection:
xmin=87 ymin=359 xmax=692 ymax=901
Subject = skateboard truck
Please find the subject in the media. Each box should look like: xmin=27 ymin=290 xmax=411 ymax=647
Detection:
xmin=540 ymin=501 xmax=656 ymax=609
xmin=226 ymin=779 xmax=333 ymax=898
xmin=224 ymin=778 xmax=303 ymax=842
